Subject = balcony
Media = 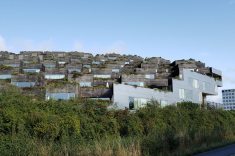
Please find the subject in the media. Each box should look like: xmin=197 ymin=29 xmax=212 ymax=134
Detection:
xmin=211 ymin=67 xmax=222 ymax=76
xmin=215 ymin=79 xmax=223 ymax=87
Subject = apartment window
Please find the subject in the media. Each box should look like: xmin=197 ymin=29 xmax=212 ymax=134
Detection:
xmin=134 ymin=98 xmax=149 ymax=109
xmin=112 ymin=69 xmax=120 ymax=73
xmin=145 ymin=74 xmax=155 ymax=79
xmin=179 ymin=89 xmax=185 ymax=99
xmin=126 ymin=82 xmax=145 ymax=87
xmin=94 ymin=74 xmax=111 ymax=79
xmin=192 ymin=79 xmax=199 ymax=88
xmin=79 ymin=82 xmax=92 ymax=87
xmin=129 ymin=97 xmax=134 ymax=109
xmin=129 ymin=97 xmax=149 ymax=109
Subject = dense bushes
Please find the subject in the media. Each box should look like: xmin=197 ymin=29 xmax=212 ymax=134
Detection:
xmin=138 ymin=103 xmax=235 ymax=155
xmin=0 ymin=86 xmax=235 ymax=155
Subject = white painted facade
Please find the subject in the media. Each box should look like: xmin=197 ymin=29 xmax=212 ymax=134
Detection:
xmin=113 ymin=69 xmax=221 ymax=109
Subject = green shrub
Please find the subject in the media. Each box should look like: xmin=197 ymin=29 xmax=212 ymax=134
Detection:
xmin=0 ymin=86 xmax=235 ymax=155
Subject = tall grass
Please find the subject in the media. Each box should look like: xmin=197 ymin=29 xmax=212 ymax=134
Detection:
xmin=0 ymin=86 xmax=235 ymax=155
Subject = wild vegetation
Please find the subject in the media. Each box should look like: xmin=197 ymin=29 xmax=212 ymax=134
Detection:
xmin=0 ymin=84 xmax=235 ymax=156
xmin=0 ymin=64 xmax=13 ymax=70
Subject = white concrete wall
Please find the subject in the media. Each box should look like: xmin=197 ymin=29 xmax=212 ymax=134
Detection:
xmin=113 ymin=69 xmax=220 ymax=109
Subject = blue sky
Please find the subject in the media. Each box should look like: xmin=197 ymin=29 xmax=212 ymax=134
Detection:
xmin=0 ymin=0 xmax=235 ymax=102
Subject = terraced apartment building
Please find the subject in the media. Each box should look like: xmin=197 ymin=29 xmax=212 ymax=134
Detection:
xmin=0 ymin=51 xmax=222 ymax=109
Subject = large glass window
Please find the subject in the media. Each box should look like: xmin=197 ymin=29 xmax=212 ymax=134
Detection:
xmin=134 ymin=98 xmax=149 ymax=109
xmin=129 ymin=97 xmax=149 ymax=109
xmin=79 ymin=82 xmax=92 ymax=87
xmin=112 ymin=69 xmax=120 ymax=73
xmin=193 ymin=79 xmax=199 ymax=88
xmin=126 ymin=82 xmax=145 ymax=87
xmin=179 ymin=89 xmax=185 ymax=99
xmin=145 ymin=74 xmax=155 ymax=79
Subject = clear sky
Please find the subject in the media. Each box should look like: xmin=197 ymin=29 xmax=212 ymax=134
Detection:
xmin=0 ymin=0 xmax=235 ymax=102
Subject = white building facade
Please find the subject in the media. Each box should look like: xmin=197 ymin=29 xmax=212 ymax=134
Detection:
xmin=113 ymin=69 xmax=222 ymax=109
xmin=222 ymin=89 xmax=235 ymax=110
